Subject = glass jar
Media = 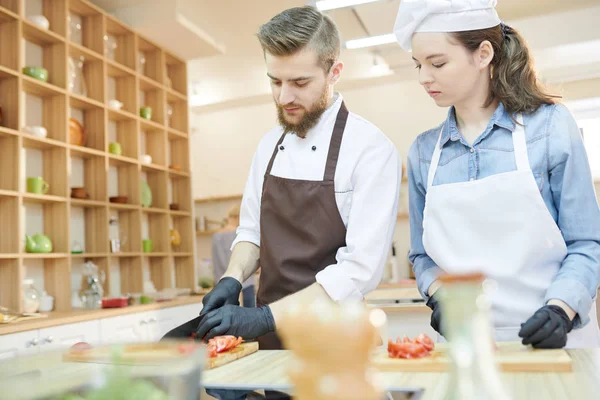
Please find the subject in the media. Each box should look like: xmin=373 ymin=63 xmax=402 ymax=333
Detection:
xmin=22 ymin=279 xmax=41 ymax=313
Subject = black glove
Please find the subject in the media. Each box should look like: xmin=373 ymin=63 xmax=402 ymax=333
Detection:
xmin=519 ymin=305 xmax=574 ymax=348
xmin=200 ymin=277 xmax=243 ymax=316
xmin=426 ymin=292 xmax=444 ymax=336
xmin=196 ymin=304 xmax=275 ymax=341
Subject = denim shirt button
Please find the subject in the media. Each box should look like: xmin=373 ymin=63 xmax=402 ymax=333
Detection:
xmin=470 ymin=148 xmax=475 ymax=153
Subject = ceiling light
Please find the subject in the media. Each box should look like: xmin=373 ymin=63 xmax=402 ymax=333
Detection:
xmin=345 ymin=33 xmax=396 ymax=49
xmin=315 ymin=0 xmax=382 ymax=12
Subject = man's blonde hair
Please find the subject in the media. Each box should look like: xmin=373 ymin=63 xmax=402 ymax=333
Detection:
xmin=256 ymin=6 xmax=340 ymax=72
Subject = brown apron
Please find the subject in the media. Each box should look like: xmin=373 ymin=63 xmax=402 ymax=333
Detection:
xmin=256 ymin=101 xmax=349 ymax=350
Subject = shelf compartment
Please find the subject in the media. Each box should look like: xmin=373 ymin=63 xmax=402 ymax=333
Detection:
xmin=0 ymin=195 xmax=19 ymax=252
xmin=23 ymin=200 xmax=69 ymax=253
xmin=138 ymin=37 xmax=163 ymax=84
xmin=0 ymin=7 xmax=18 ymax=71
xmin=69 ymin=147 xmax=107 ymax=202
xmin=173 ymin=256 xmax=194 ymax=290
xmin=107 ymin=110 xmax=138 ymax=160
xmin=164 ymin=51 xmax=186 ymax=96
xmin=68 ymin=45 xmax=104 ymax=102
xmin=70 ymin=198 xmax=105 ymax=208
xmin=170 ymin=215 xmax=192 ymax=254
xmin=139 ymin=79 xmax=164 ymax=126
xmin=23 ymin=145 xmax=68 ymax=197
xmin=108 ymin=160 xmax=140 ymax=205
xmin=23 ymin=257 xmax=70 ymax=312
xmin=69 ymin=97 xmax=104 ymax=151
xmin=0 ymin=134 xmax=18 ymax=191
xmin=70 ymin=205 xmax=107 ymax=254
xmin=22 ymin=19 xmax=64 ymax=45
xmin=105 ymin=15 xmax=136 ymax=70
xmin=168 ymin=136 xmax=189 ymax=174
xmin=23 ymin=79 xmax=67 ymax=142
xmin=23 ymin=0 xmax=67 ymax=38
xmin=107 ymin=62 xmax=137 ymax=115
xmin=148 ymin=256 xmax=171 ymax=291
xmin=168 ymin=176 xmax=191 ymax=212
xmin=23 ymin=29 xmax=67 ymax=89
xmin=108 ymin=208 xmax=141 ymax=253
xmin=71 ymin=255 xmax=109 ymax=299
xmin=0 ymin=258 xmax=21 ymax=311
xmin=143 ymin=212 xmax=168 ymax=253
xmin=166 ymin=98 xmax=187 ymax=132
xmin=142 ymin=169 xmax=168 ymax=209
xmin=117 ymin=255 xmax=142 ymax=294
xmin=140 ymin=126 xmax=166 ymax=167
xmin=68 ymin=0 xmax=104 ymax=55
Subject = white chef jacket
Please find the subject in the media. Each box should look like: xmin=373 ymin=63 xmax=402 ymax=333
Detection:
xmin=232 ymin=93 xmax=402 ymax=302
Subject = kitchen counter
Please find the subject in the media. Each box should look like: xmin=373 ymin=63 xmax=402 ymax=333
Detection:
xmin=1 ymin=348 xmax=597 ymax=400
xmin=0 ymin=295 xmax=204 ymax=335
xmin=203 ymin=349 xmax=600 ymax=400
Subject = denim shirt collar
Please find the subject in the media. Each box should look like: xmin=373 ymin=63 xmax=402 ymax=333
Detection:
xmin=439 ymin=102 xmax=516 ymax=148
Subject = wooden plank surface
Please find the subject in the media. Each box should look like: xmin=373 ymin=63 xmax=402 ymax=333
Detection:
xmin=63 ymin=341 xmax=259 ymax=370
xmin=372 ymin=341 xmax=572 ymax=373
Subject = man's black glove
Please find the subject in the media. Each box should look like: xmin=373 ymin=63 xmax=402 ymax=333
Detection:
xmin=426 ymin=292 xmax=444 ymax=336
xmin=200 ymin=277 xmax=242 ymax=316
xmin=518 ymin=305 xmax=573 ymax=348
xmin=196 ymin=304 xmax=275 ymax=341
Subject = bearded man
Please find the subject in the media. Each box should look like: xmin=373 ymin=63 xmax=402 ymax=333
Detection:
xmin=164 ymin=6 xmax=401 ymax=349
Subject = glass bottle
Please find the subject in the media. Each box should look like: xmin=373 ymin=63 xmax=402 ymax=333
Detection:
xmin=437 ymin=273 xmax=512 ymax=400
xmin=22 ymin=279 xmax=41 ymax=313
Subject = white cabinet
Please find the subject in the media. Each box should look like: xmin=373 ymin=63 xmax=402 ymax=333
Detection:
xmin=38 ymin=320 xmax=101 ymax=353
xmin=99 ymin=313 xmax=147 ymax=344
xmin=0 ymin=330 xmax=40 ymax=361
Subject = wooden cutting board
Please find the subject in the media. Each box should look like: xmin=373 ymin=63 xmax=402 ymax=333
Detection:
xmin=372 ymin=341 xmax=572 ymax=372
xmin=64 ymin=341 xmax=259 ymax=370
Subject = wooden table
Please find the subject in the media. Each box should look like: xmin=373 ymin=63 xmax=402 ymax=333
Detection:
xmin=0 ymin=348 xmax=598 ymax=399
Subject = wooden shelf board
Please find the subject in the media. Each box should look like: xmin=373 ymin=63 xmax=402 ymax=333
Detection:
xmin=70 ymin=198 xmax=106 ymax=208
xmin=107 ymin=107 xmax=138 ymax=123
xmin=68 ymin=42 xmax=104 ymax=63
xmin=0 ymin=65 xmax=19 ymax=79
xmin=106 ymin=60 xmax=135 ymax=78
xmin=108 ymin=252 xmax=141 ymax=258
xmin=139 ymin=74 xmax=162 ymax=92
xmin=169 ymin=169 xmax=189 ymax=178
xmin=172 ymin=252 xmax=193 ymax=257
xmin=0 ymin=5 xmax=18 ymax=20
xmin=0 ymin=189 xmax=18 ymax=197
xmin=142 ymin=252 xmax=169 ymax=257
xmin=69 ymin=93 xmax=104 ymax=110
xmin=108 ymin=154 xmax=139 ymax=167
xmin=141 ymin=163 xmax=166 ymax=173
xmin=169 ymin=210 xmax=190 ymax=217
xmin=22 ymin=193 xmax=67 ymax=204
xmin=109 ymin=202 xmax=139 ymax=210
xmin=0 ymin=253 xmax=19 ymax=259
xmin=22 ymin=253 xmax=69 ymax=259
xmin=105 ymin=14 xmax=134 ymax=36
xmin=166 ymin=88 xmax=187 ymax=102
xmin=70 ymin=253 xmax=106 ymax=258
xmin=142 ymin=207 xmax=168 ymax=214
xmin=0 ymin=127 xmax=19 ymax=138
xmin=195 ymin=194 xmax=243 ymax=204
xmin=69 ymin=145 xmax=105 ymax=159
xmin=69 ymin=0 xmax=105 ymax=16
xmin=140 ymin=118 xmax=164 ymax=131
xmin=22 ymin=20 xmax=65 ymax=45
xmin=22 ymin=75 xmax=66 ymax=97
xmin=22 ymin=135 xmax=67 ymax=150
xmin=167 ymin=127 xmax=187 ymax=139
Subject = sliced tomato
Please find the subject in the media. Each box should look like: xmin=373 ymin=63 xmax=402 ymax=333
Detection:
xmin=388 ymin=341 xmax=430 ymax=359
xmin=414 ymin=333 xmax=435 ymax=352
xmin=177 ymin=342 xmax=199 ymax=355
xmin=70 ymin=342 xmax=92 ymax=352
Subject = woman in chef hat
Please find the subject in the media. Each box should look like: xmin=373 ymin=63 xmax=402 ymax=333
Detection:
xmin=396 ymin=0 xmax=600 ymax=348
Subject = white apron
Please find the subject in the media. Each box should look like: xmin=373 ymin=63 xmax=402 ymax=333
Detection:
xmin=422 ymin=114 xmax=600 ymax=348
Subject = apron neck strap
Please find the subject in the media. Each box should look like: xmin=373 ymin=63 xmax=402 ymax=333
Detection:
xmin=324 ymin=101 xmax=349 ymax=181
xmin=265 ymin=131 xmax=287 ymax=176
xmin=427 ymin=113 xmax=529 ymax=189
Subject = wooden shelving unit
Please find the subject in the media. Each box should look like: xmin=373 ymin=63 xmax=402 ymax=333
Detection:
xmin=0 ymin=0 xmax=194 ymax=314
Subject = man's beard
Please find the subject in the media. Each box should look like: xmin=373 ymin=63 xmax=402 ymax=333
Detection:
xmin=276 ymin=86 xmax=330 ymax=139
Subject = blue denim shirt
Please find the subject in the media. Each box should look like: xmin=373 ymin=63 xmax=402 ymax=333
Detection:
xmin=407 ymin=102 xmax=600 ymax=328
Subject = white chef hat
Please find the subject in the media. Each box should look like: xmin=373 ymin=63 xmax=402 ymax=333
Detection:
xmin=394 ymin=0 xmax=501 ymax=51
